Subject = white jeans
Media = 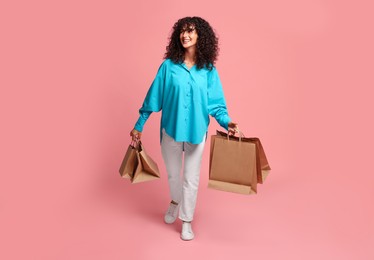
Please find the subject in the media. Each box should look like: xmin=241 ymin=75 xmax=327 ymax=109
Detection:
xmin=161 ymin=129 xmax=206 ymax=222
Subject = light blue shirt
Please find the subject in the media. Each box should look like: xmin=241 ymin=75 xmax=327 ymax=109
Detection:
xmin=134 ymin=58 xmax=231 ymax=144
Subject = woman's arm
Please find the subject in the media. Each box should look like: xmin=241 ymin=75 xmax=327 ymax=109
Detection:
xmin=208 ymin=68 xmax=239 ymax=135
xmin=130 ymin=61 xmax=167 ymax=140
xmin=207 ymin=67 xmax=235 ymax=130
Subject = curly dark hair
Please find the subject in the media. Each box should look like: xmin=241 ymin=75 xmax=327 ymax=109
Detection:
xmin=164 ymin=16 xmax=219 ymax=70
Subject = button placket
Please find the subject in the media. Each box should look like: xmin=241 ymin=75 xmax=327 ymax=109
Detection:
xmin=184 ymin=79 xmax=193 ymax=125
xmin=187 ymin=81 xmax=191 ymax=97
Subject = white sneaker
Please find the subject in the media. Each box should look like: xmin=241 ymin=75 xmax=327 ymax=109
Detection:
xmin=164 ymin=202 xmax=179 ymax=224
xmin=181 ymin=221 xmax=194 ymax=241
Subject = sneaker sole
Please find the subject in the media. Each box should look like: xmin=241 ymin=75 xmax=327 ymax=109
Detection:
xmin=180 ymin=235 xmax=194 ymax=241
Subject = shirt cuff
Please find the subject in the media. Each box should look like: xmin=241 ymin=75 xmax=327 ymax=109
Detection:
xmin=134 ymin=117 xmax=145 ymax=132
xmin=221 ymin=115 xmax=232 ymax=130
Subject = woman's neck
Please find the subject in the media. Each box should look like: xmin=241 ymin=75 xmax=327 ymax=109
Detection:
xmin=184 ymin=47 xmax=196 ymax=63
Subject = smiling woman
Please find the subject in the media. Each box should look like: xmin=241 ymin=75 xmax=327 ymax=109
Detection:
xmin=130 ymin=16 xmax=238 ymax=241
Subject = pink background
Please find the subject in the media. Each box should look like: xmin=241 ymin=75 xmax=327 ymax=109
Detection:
xmin=1 ymin=0 xmax=373 ymax=259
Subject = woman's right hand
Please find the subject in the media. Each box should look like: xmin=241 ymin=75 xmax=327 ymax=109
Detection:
xmin=130 ymin=128 xmax=142 ymax=141
xmin=228 ymin=122 xmax=239 ymax=136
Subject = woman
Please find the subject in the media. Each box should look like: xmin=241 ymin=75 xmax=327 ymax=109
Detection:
xmin=130 ymin=16 xmax=238 ymax=241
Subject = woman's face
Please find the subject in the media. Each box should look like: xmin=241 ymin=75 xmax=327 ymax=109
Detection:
xmin=180 ymin=25 xmax=198 ymax=49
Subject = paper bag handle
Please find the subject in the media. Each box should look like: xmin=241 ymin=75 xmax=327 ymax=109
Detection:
xmin=130 ymin=139 xmax=140 ymax=149
xmin=227 ymin=128 xmax=245 ymax=142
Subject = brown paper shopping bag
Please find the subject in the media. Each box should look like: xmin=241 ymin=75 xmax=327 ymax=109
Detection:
xmin=209 ymin=132 xmax=258 ymax=195
xmin=216 ymin=130 xmax=271 ymax=184
xmin=119 ymin=140 xmax=138 ymax=179
xmin=131 ymin=142 xmax=160 ymax=184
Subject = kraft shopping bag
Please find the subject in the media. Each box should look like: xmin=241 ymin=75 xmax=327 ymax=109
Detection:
xmin=216 ymin=130 xmax=271 ymax=184
xmin=119 ymin=140 xmax=138 ymax=179
xmin=131 ymin=142 xmax=160 ymax=184
xmin=209 ymin=132 xmax=258 ymax=195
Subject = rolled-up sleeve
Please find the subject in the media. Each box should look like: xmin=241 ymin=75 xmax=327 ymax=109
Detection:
xmin=207 ymin=67 xmax=231 ymax=130
xmin=134 ymin=62 xmax=166 ymax=132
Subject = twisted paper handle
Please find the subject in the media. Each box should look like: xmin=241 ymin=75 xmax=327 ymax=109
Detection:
xmin=227 ymin=127 xmax=245 ymax=142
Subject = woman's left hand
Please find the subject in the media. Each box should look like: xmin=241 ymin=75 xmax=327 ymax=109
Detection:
xmin=228 ymin=122 xmax=239 ymax=136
